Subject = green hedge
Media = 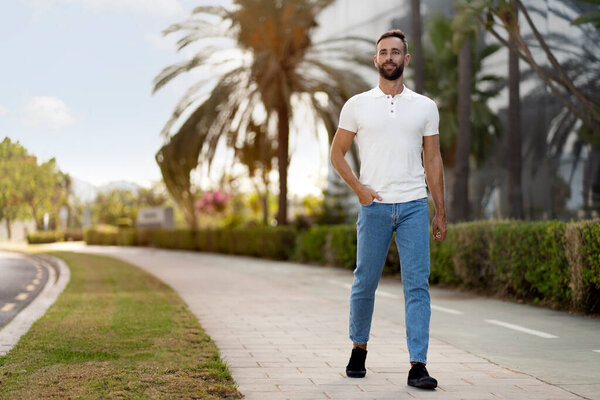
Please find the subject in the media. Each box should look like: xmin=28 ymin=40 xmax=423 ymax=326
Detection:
xmin=84 ymin=220 xmax=600 ymax=313
xmin=26 ymin=229 xmax=84 ymax=244
xmin=27 ymin=231 xmax=64 ymax=244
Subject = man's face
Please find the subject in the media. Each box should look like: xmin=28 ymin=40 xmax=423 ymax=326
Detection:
xmin=374 ymin=37 xmax=410 ymax=81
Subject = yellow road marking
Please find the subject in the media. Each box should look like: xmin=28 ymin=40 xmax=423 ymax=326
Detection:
xmin=15 ymin=293 xmax=29 ymax=301
xmin=1 ymin=303 xmax=16 ymax=312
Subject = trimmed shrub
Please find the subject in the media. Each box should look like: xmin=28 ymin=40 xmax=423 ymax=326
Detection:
xmin=566 ymin=220 xmax=600 ymax=313
xmin=488 ymin=221 xmax=569 ymax=306
xmin=325 ymin=225 xmax=356 ymax=269
xmin=452 ymin=221 xmax=492 ymax=288
xmin=64 ymin=229 xmax=84 ymax=241
xmin=150 ymin=229 xmax=196 ymax=250
xmin=26 ymin=231 xmax=64 ymax=244
xmin=293 ymin=226 xmax=330 ymax=263
xmin=430 ymin=228 xmax=458 ymax=284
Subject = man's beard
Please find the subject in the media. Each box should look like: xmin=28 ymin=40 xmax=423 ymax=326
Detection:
xmin=378 ymin=61 xmax=404 ymax=81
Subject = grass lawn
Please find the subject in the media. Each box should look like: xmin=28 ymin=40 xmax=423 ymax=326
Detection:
xmin=0 ymin=252 xmax=241 ymax=399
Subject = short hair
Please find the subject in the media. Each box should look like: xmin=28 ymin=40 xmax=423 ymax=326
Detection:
xmin=376 ymin=29 xmax=408 ymax=54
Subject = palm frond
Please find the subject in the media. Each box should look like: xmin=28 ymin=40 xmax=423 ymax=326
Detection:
xmin=153 ymin=54 xmax=211 ymax=94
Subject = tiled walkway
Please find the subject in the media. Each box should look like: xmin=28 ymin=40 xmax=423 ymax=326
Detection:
xmin=55 ymin=245 xmax=585 ymax=400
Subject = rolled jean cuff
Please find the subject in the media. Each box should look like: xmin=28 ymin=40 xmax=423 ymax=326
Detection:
xmin=410 ymin=358 xmax=427 ymax=364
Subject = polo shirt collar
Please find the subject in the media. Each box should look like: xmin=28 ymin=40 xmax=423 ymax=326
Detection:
xmin=370 ymin=85 xmax=415 ymax=99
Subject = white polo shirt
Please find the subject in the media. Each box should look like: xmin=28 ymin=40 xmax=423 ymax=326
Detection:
xmin=338 ymin=85 xmax=439 ymax=204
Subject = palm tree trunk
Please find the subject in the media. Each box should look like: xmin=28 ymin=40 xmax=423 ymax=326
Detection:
xmin=5 ymin=218 xmax=12 ymax=240
xmin=507 ymin=0 xmax=523 ymax=219
xmin=276 ymin=101 xmax=289 ymax=225
xmin=451 ymin=37 xmax=472 ymax=222
xmin=411 ymin=0 xmax=424 ymax=94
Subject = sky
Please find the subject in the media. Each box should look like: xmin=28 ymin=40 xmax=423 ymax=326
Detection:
xmin=0 ymin=0 xmax=329 ymax=197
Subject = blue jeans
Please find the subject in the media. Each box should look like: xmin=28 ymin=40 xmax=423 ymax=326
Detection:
xmin=349 ymin=198 xmax=431 ymax=364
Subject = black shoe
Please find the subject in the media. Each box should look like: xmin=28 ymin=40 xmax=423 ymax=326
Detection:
xmin=407 ymin=363 xmax=437 ymax=389
xmin=345 ymin=347 xmax=367 ymax=378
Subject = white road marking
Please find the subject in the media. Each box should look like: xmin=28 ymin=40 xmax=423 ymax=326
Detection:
xmin=1 ymin=303 xmax=16 ymax=312
xmin=33 ymin=279 xmax=40 ymax=285
xmin=15 ymin=293 xmax=29 ymax=301
xmin=485 ymin=319 xmax=558 ymax=339
xmin=593 ymin=350 xmax=600 ymax=353
xmin=26 ymin=285 xmax=36 ymax=292
xmin=431 ymin=304 xmax=464 ymax=315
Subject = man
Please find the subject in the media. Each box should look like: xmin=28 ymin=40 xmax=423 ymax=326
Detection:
xmin=330 ymin=29 xmax=447 ymax=389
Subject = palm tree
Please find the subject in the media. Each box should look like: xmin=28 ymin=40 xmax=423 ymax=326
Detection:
xmin=423 ymin=15 xmax=504 ymax=221
xmin=452 ymin=36 xmax=472 ymax=222
xmin=506 ymin=0 xmax=523 ymax=219
xmin=410 ymin=0 xmax=424 ymax=94
xmin=154 ymin=0 xmax=372 ymax=226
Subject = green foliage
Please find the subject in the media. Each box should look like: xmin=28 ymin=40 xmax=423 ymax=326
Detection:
xmin=430 ymin=229 xmax=458 ymax=284
xmin=325 ymin=225 xmax=357 ymax=269
xmin=488 ymin=221 xmax=569 ymax=305
xmin=452 ymin=221 xmax=493 ymax=288
xmin=422 ymin=14 xmax=503 ymax=168
xmin=154 ymin=0 xmax=372 ymax=226
xmin=26 ymin=231 xmax=64 ymax=244
xmin=293 ymin=225 xmax=330 ymax=263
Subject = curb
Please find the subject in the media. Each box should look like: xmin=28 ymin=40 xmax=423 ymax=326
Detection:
xmin=0 ymin=253 xmax=70 ymax=356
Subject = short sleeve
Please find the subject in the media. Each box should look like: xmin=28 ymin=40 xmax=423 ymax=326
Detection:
xmin=338 ymin=97 xmax=358 ymax=133
xmin=423 ymin=99 xmax=439 ymax=136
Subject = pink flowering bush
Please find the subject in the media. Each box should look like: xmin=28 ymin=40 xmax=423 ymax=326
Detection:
xmin=195 ymin=190 xmax=232 ymax=215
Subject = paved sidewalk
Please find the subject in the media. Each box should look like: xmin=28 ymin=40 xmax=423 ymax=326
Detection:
xmin=39 ymin=244 xmax=586 ymax=399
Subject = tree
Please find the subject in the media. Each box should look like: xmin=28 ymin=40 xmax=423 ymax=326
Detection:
xmin=453 ymin=0 xmax=600 ymax=138
xmin=21 ymin=158 xmax=62 ymax=230
xmin=506 ymin=0 xmax=523 ymax=219
xmin=423 ymin=15 xmax=504 ymax=221
xmin=0 ymin=138 xmax=31 ymax=238
xmin=451 ymin=36 xmax=472 ymax=222
xmin=92 ymin=189 xmax=138 ymax=227
xmin=153 ymin=0 xmax=372 ymax=225
xmin=454 ymin=0 xmax=600 ymax=215
xmin=410 ymin=0 xmax=424 ymax=94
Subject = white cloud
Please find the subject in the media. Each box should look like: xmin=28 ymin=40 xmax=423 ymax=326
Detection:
xmin=0 ymin=105 xmax=8 ymax=115
xmin=27 ymin=0 xmax=185 ymax=18
xmin=22 ymin=96 xmax=76 ymax=130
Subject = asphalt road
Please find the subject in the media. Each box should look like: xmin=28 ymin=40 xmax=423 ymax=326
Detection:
xmin=0 ymin=251 xmax=49 ymax=329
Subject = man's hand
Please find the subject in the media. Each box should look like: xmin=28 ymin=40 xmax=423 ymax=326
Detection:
xmin=357 ymin=186 xmax=382 ymax=205
xmin=431 ymin=212 xmax=447 ymax=241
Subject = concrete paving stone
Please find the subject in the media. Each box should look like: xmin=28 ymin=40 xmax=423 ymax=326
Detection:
xmin=315 ymin=384 xmax=367 ymax=393
xmin=233 ymin=377 xmax=314 ymax=386
xmin=367 ymin=367 xmax=406 ymax=373
xmin=237 ymin=383 xmax=280 ymax=392
xmin=228 ymin=368 xmax=269 ymax=378
xmin=257 ymin=361 xmax=300 ymax=368
xmin=242 ymin=392 xmax=328 ymax=400
xmin=324 ymin=390 xmax=414 ymax=399
xmin=409 ymin=392 xmax=499 ymax=400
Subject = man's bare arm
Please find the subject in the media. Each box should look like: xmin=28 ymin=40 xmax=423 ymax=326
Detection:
xmin=330 ymin=128 xmax=382 ymax=205
xmin=423 ymin=134 xmax=447 ymax=241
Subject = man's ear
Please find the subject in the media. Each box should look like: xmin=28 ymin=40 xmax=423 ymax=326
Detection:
xmin=373 ymin=54 xmax=378 ymax=68
xmin=404 ymin=53 xmax=411 ymax=66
